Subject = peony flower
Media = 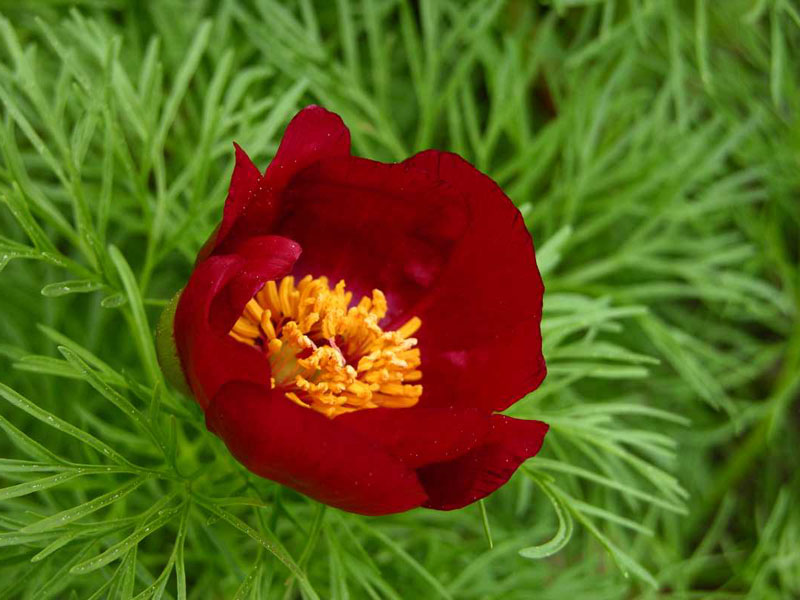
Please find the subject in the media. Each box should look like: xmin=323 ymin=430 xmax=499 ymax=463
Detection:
xmin=157 ymin=106 xmax=548 ymax=515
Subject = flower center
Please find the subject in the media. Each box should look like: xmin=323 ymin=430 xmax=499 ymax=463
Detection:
xmin=229 ymin=275 xmax=422 ymax=418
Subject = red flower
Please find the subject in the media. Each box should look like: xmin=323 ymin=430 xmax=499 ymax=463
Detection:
xmin=160 ymin=106 xmax=548 ymax=515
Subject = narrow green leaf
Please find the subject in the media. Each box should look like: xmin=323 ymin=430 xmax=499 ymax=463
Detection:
xmin=38 ymin=324 xmax=127 ymax=387
xmin=58 ymin=346 xmax=160 ymax=451
xmin=0 ymin=413 xmax=64 ymax=464
xmin=478 ymin=500 xmax=494 ymax=550
xmin=233 ymin=557 xmax=263 ymax=600
xmin=70 ymin=504 xmax=182 ymax=574
xmin=153 ymin=20 xmax=212 ymax=151
xmin=0 ymin=530 xmax=61 ymax=548
xmin=571 ymin=501 xmax=659 ymax=588
xmin=198 ymin=500 xmax=320 ymax=600
xmin=0 ymin=471 xmax=84 ymax=500
xmin=41 ymin=279 xmax=104 ymax=297
xmin=0 ymin=459 xmax=69 ymax=473
xmin=531 ymin=458 xmax=687 ymax=514
xmin=356 ymin=522 xmax=453 ymax=600
xmin=535 ymin=225 xmax=573 ymax=276
xmin=1 ymin=186 xmax=59 ymax=255
xmin=101 ymin=292 xmax=128 ymax=308
xmin=0 ymin=382 xmax=134 ymax=467
xmin=519 ymin=471 xmax=574 ymax=559
xmin=30 ymin=530 xmax=80 ymax=563
xmin=22 ymin=475 xmax=151 ymax=533
xmin=108 ymin=245 xmax=161 ymax=384
xmin=133 ymin=504 xmax=188 ymax=600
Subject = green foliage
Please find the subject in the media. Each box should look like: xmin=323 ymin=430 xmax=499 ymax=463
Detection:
xmin=0 ymin=0 xmax=797 ymax=598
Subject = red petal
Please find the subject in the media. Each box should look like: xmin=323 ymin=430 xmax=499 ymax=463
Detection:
xmin=215 ymin=107 xmax=351 ymax=253
xmin=264 ymin=105 xmax=351 ymax=189
xmin=417 ymin=415 xmax=548 ymax=511
xmin=402 ymin=151 xmax=546 ymax=412
xmin=337 ymin=407 xmax=490 ymax=469
xmin=274 ymin=152 xmax=545 ymax=412
xmin=207 ymin=382 xmax=428 ymax=515
xmin=174 ymin=236 xmax=301 ymax=407
xmin=212 ymin=143 xmax=263 ymax=255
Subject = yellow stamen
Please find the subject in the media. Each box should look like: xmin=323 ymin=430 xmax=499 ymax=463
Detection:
xmin=232 ymin=317 xmax=260 ymax=339
xmin=396 ymin=316 xmax=421 ymax=339
xmin=228 ymin=275 xmax=423 ymax=418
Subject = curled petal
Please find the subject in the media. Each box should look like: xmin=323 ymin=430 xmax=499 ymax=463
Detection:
xmin=173 ymin=236 xmax=301 ymax=407
xmin=417 ymin=415 xmax=548 ymax=511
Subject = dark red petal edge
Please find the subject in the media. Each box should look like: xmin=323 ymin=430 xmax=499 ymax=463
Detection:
xmin=206 ymin=143 xmax=262 ymax=259
xmin=264 ymin=105 xmax=351 ymax=189
xmin=417 ymin=415 xmax=548 ymax=511
xmin=207 ymin=381 xmax=428 ymax=515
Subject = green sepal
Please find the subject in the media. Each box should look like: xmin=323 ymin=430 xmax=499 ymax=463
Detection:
xmin=155 ymin=290 xmax=192 ymax=396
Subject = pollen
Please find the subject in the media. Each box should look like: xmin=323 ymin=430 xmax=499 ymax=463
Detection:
xmin=229 ymin=275 xmax=423 ymax=418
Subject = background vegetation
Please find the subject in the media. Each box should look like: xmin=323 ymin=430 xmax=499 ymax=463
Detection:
xmin=0 ymin=0 xmax=797 ymax=598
